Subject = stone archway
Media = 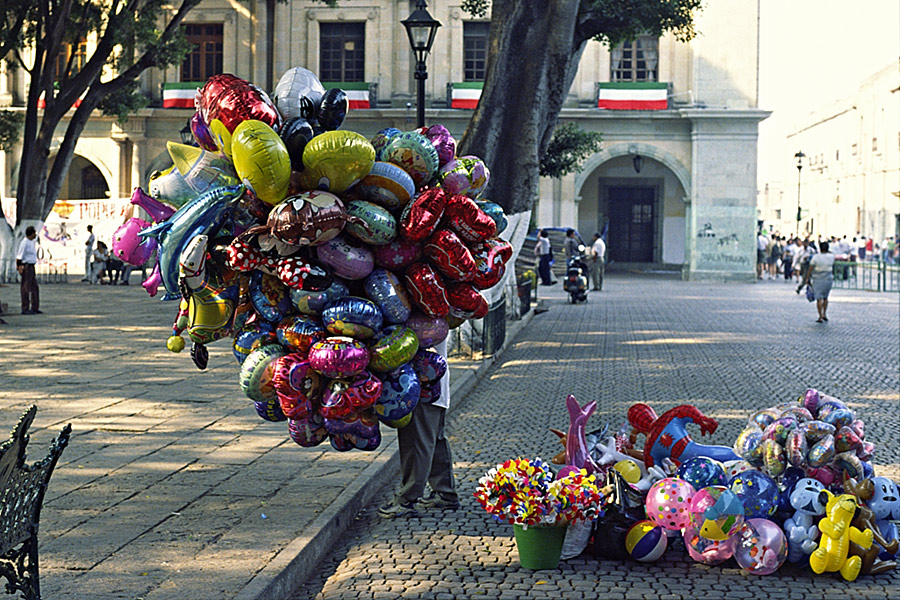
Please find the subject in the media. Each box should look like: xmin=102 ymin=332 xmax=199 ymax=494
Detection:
xmin=574 ymin=143 xmax=691 ymax=202
xmin=49 ymin=152 xmax=114 ymax=200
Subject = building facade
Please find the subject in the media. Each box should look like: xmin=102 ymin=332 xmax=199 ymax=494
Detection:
xmin=0 ymin=0 xmax=769 ymax=280
xmin=757 ymin=61 xmax=900 ymax=244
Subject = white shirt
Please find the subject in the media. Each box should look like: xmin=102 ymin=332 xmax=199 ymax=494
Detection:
xmin=85 ymin=231 xmax=95 ymax=251
xmin=591 ymin=237 xmax=606 ymax=261
xmin=757 ymin=235 xmax=768 ymax=251
xmin=433 ymin=339 xmax=449 ymax=410
xmin=536 ymin=236 xmax=551 ymax=256
xmin=810 ymin=252 xmax=835 ymax=274
xmin=16 ymin=237 xmax=38 ymax=264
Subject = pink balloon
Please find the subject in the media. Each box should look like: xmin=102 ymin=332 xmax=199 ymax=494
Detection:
xmin=733 ymin=518 xmax=788 ymax=575
xmin=130 ymin=186 xmax=175 ymax=223
xmin=645 ymin=477 xmax=696 ymax=531
xmin=112 ymin=218 xmax=157 ymax=266
xmin=683 ymin=522 xmax=736 ymax=565
xmin=142 ymin=263 xmax=163 ymax=297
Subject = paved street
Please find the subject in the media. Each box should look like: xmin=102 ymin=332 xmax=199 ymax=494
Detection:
xmin=291 ymin=275 xmax=900 ymax=600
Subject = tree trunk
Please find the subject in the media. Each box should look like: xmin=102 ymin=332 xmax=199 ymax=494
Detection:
xmin=457 ymin=0 xmax=587 ymax=216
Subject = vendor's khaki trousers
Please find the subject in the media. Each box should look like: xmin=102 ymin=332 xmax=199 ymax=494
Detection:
xmin=396 ymin=402 xmax=458 ymax=504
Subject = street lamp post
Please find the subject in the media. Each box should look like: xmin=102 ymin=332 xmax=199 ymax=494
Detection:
xmin=402 ymin=1 xmax=441 ymax=129
xmin=794 ymin=150 xmax=805 ymax=236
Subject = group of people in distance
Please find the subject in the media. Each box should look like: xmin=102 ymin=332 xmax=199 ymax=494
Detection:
xmin=534 ymin=228 xmax=607 ymax=291
xmin=81 ymin=224 xmax=143 ymax=286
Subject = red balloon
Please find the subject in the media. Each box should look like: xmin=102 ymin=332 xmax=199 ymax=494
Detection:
xmin=272 ymin=355 xmax=323 ymax=420
xmin=320 ymin=371 xmax=383 ymax=420
xmin=403 ymin=262 xmax=450 ymax=318
xmin=442 ymin=194 xmax=497 ymax=244
xmin=470 ymin=237 xmax=513 ymax=289
xmin=198 ymin=74 xmax=282 ymax=135
xmin=423 ymin=229 xmax=476 ymax=282
xmin=446 ymin=282 xmax=489 ymax=319
xmin=399 ymin=187 xmax=447 ymax=242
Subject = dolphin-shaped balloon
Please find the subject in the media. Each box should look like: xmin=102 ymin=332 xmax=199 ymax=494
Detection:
xmin=141 ymin=184 xmax=245 ymax=300
xmin=129 ymin=186 xmax=176 ymax=223
xmin=565 ymin=394 xmax=601 ymax=474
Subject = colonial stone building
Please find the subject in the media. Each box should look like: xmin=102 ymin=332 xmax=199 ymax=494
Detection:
xmin=0 ymin=0 xmax=768 ymax=280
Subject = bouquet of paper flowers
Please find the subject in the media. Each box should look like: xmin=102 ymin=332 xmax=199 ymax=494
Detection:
xmin=474 ymin=457 xmax=605 ymax=527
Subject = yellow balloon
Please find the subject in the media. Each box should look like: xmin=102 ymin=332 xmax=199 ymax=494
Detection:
xmin=231 ymin=120 xmax=291 ymax=205
xmin=298 ymin=130 xmax=375 ymax=194
xmin=208 ymin=118 xmax=234 ymax=158
xmin=614 ymin=459 xmax=642 ymax=484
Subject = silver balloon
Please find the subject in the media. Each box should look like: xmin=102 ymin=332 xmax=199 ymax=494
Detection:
xmin=273 ymin=67 xmax=325 ymax=122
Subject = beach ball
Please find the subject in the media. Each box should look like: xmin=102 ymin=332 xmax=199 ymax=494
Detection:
xmin=723 ymin=460 xmax=756 ymax=480
xmin=682 ymin=522 xmax=736 ymax=566
xmin=676 ymin=457 xmax=727 ymax=491
xmin=733 ymin=518 xmax=787 ymax=575
xmin=689 ymin=486 xmax=745 ymax=541
xmin=645 ymin=477 xmax=696 ymax=531
xmin=625 ymin=520 xmax=667 ymax=562
xmin=729 ymin=469 xmax=780 ymax=518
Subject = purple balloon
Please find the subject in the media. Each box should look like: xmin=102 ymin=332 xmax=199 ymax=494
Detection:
xmin=411 ymin=349 xmax=447 ymax=383
xmin=375 ymin=362 xmax=420 ymax=422
xmin=405 ymin=312 xmax=448 ymax=348
xmin=129 ymin=186 xmax=176 ymax=223
xmin=423 ymin=124 xmax=457 ymax=166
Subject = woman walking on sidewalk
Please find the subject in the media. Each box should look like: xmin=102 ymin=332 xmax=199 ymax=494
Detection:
xmin=534 ymin=229 xmax=557 ymax=286
xmin=797 ymin=240 xmax=834 ymax=323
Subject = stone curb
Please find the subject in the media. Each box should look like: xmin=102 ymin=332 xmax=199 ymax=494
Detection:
xmin=235 ymin=308 xmax=537 ymax=600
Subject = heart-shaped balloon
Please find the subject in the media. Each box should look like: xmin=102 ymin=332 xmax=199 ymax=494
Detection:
xmin=470 ymin=237 xmax=514 ymax=289
xmin=446 ymin=281 xmax=489 ymax=320
xmin=442 ymin=194 xmax=497 ymax=244
xmin=423 ymin=229 xmax=476 ymax=282
xmin=404 ymin=263 xmax=450 ymax=318
xmin=399 ymin=187 xmax=447 ymax=242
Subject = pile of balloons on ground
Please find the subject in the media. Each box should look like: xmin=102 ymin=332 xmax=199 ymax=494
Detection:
xmin=552 ymin=391 xmax=899 ymax=580
xmin=114 ymin=67 xmax=514 ymax=452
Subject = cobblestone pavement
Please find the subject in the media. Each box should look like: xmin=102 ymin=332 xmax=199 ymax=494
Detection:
xmin=292 ymin=275 xmax=900 ymax=600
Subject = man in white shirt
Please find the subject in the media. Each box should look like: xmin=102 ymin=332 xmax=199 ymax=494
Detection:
xmin=82 ymin=224 xmax=95 ymax=282
xmin=589 ymin=232 xmax=606 ymax=291
xmin=16 ymin=226 xmax=41 ymax=314
xmin=756 ymin=231 xmax=769 ymax=279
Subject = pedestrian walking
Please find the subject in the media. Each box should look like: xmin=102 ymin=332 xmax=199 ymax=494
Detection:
xmin=564 ymin=228 xmax=579 ymax=260
xmin=378 ymin=339 xmax=459 ymax=518
xmin=756 ymin=230 xmax=768 ymax=279
xmin=797 ymin=240 xmax=834 ymax=323
xmin=534 ymin=229 xmax=556 ymax=286
xmin=16 ymin=226 xmax=41 ymax=315
xmin=589 ymin=232 xmax=606 ymax=291
xmin=82 ymin=224 xmax=95 ymax=282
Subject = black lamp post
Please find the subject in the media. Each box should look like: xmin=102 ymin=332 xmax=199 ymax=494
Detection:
xmin=402 ymin=1 xmax=441 ymax=129
xmin=794 ymin=150 xmax=805 ymax=236
xmin=180 ymin=121 xmax=194 ymax=146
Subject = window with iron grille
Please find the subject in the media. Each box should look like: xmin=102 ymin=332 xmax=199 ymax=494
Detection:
xmin=53 ymin=39 xmax=88 ymax=82
xmin=182 ymin=24 xmax=223 ymax=82
xmin=320 ymin=22 xmax=365 ymax=82
xmin=610 ymin=36 xmax=659 ymax=82
xmin=464 ymin=22 xmax=489 ymax=81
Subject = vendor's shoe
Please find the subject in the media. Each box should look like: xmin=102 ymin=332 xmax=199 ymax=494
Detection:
xmin=377 ymin=499 xmax=419 ymax=519
xmin=418 ymin=492 xmax=460 ymax=510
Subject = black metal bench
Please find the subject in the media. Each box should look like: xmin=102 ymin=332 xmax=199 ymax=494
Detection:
xmin=0 ymin=407 xmax=70 ymax=600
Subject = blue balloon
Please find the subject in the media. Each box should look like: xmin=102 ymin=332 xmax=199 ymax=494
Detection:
xmin=289 ymin=278 xmax=350 ymax=315
xmin=233 ymin=322 xmax=274 ymax=364
xmin=321 ymin=296 xmax=383 ymax=339
xmin=675 ymin=457 xmax=727 ymax=490
xmin=729 ymin=469 xmax=780 ymax=519
xmin=364 ymin=268 xmax=412 ymax=324
xmin=476 ymin=201 xmax=508 ymax=235
xmin=140 ymin=184 xmax=244 ymax=300
xmin=411 ymin=349 xmax=447 ymax=384
xmin=249 ymin=270 xmax=292 ymax=323
xmin=375 ymin=362 xmax=420 ymax=423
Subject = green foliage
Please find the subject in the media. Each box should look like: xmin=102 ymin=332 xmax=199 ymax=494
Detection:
xmin=461 ymin=0 xmax=490 ymax=18
xmin=585 ymin=0 xmax=702 ymax=47
xmin=0 ymin=110 xmax=24 ymax=152
xmin=539 ymin=123 xmax=602 ymax=179
xmin=98 ymin=81 xmax=150 ymax=124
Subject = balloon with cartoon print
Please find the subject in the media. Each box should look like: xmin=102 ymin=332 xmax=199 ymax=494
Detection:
xmin=290 ymin=278 xmax=350 ymax=315
xmin=367 ymin=325 xmax=419 ymax=372
xmin=272 ymin=354 xmax=323 ymax=420
xmin=268 ymin=191 xmax=358 ymax=247
xmin=356 ymin=162 xmax=416 ymax=210
xmin=308 ymin=336 xmax=370 ymax=379
xmin=316 ymin=235 xmax=375 ymax=280
xmin=734 ymin=518 xmax=788 ymax=575
xmin=375 ymin=362 xmax=420 ymax=424
xmin=382 ymin=131 xmax=439 ymax=189
xmin=321 ymin=296 xmax=383 ymax=339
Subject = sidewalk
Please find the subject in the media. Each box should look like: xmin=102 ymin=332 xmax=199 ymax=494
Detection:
xmin=0 ymin=277 xmax=532 ymax=600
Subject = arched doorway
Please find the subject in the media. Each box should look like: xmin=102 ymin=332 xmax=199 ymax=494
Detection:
xmin=53 ymin=155 xmax=110 ymax=200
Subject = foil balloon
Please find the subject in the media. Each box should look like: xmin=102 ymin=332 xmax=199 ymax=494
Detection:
xmin=276 ymin=315 xmax=326 ymax=355
xmin=112 ymin=218 xmax=157 ymax=266
xmin=689 ymin=486 xmax=745 ymax=541
xmin=445 ymin=282 xmax=489 ymax=320
xmin=330 ymin=428 xmax=382 ymax=452
xmin=239 ymin=344 xmax=288 ymax=402
xmin=683 ymin=522 xmax=736 ymax=565
xmin=423 ymin=229 xmax=476 ymax=282
xmin=140 ymin=184 xmax=245 ymax=300
xmin=675 ymin=457 xmax=727 ymax=491
xmin=249 ymin=271 xmax=292 ymax=322
xmin=325 ymin=407 xmax=381 ymax=442
xmin=734 ymin=518 xmax=788 ymax=575
xmin=232 ymin=321 xmax=275 ymax=364
xmin=730 ymin=469 xmax=780 ymax=519
xmin=273 ymin=67 xmax=324 ymax=122
xmin=439 ymin=155 xmax=489 ymax=198
xmin=411 ymin=349 xmax=446 ymax=383
xmin=321 ymin=296 xmax=384 ymax=339
xmin=148 ymin=164 xmax=194 ymax=208
xmin=130 ymin=186 xmax=176 ymax=223
xmin=404 ymin=263 xmax=450 ymax=318
xmin=645 ymin=477 xmax=696 ymax=531
xmin=418 ymin=380 xmax=442 ymax=405
xmin=442 ymin=194 xmax=497 ymax=244
xmin=177 ymin=234 xmax=240 ymax=346
xmin=381 ymin=131 xmax=439 ymax=188
xmin=375 ymin=362 xmax=420 ymax=424
xmin=289 ymin=412 xmax=328 ymax=447
xmin=476 ymin=201 xmax=508 ymax=235
xmin=356 ymin=161 xmax=415 ymax=210
xmin=254 ymin=398 xmax=287 ymax=422
xmin=372 ymin=238 xmax=422 ymax=271
xmin=399 ymin=187 xmax=448 ymax=242
xmin=404 ymin=312 xmax=449 ymax=348
xmin=198 ymin=73 xmax=282 ymax=158
xmin=280 ymin=117 xmax=316 ymax=171
xmin=290 ymin=279 xmax=350 ymax=315
xmin=422 ymin=124 xmax=456 ymax=166
xmin=364 ymin=268 xmax=413 ymax=324
xmin=345 ymin=200 xmax=396 ymax=245
xmin=190 ymin=111 xmax=219 ymax=151
xmin=272 ymin=354 xmax=323 ymax=420
xmin=370 ymin=127 xmax=401 ymax=160
xmin=231 ymin=119 xmax=291 ymax=205
xmin=320 ymin=371 xmax=382 ymax=420
xmin=266 ymin=191 xmax=357 ymax=246
xmin=308 ymin=336 xmax=370 ymax=378
xmin=367 ymin=326 xmax=419 ymax=372
xmin=470 ymin=237 xmax=513 ymax=290
xmin=166 ymin=141 xmax=240 ymax=196
xmin=316 ymin=235 xmax=374 ymax=280
xmin=317 ymin=87 xmax=348 ymax=131
xmin=297 ymin=130 xmax=375 ymax=193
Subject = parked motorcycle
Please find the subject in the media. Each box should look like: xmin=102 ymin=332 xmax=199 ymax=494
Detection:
xmin=566 ymin=250 xmax=589 ymax=303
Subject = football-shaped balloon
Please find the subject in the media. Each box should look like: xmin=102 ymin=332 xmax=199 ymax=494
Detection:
xmin=422 ymin=124 xmax=457 ymax=167
xmin=273 ymin=67 xmax=324 ymax=122
xmin=231 ymin=119 xmax=291 ymax=205
xmin=445 ymin=282 xmax=489 ymax=320
xmin=316 ymin=235 xmax=375 ymax=280
xmin=404 ymin=263 xmax=450 ymax=318
xmin=375 ymin=362 xmax=420 ymax=424
xmin=267 ymin=190 xmax=353 ymax=246
xmin=276 ymin=315 xmax=326 ymax=355
xmin=439 ymin=155 xmax=489 ymax=198
xmin=423 ymin=229 xmax=476 ymax=282
xmin=399 ymin=187 xmax=447 ymax=242
xmin=290 ymin=278 xmax=350 ymax=315
xmin=298 ymin=130 xmax=375 ymax=194
xmin=367 ymin=326 xmax=419 ymax=372
xmin=321 ymin=296 xmax=384 ymax=339
xmin=405 ymin=312 xmax=449 ymax=347
xmin=280 ymin=117 xmax=316 ymax=171
xmin=364 ymin=268 xmax=413 ymax=324
xmin=372 ymin=238 xmax=422 ymax=271
xmin=317 ymin=87 xmax=349 ymax=131
xmin=443 ymin=194 xmax=497 ymax=244
xmin=382 ymin=132 xmax=439 ymax=188
xmin=411 ymin=349 xmax=447 ymax=383
xmin=356 ymin=162 xmax=415 ymax=210
xmin=345 ymin=200 xmax=397 ymax=245
xmin=198 ymin=74 xmax=282 ymax=158
xmin=308 ymin=336 xmax=370 ymax=378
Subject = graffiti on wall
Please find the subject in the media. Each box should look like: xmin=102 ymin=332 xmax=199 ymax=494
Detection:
xmin=694 ymin=205 xmax=755 ymax=269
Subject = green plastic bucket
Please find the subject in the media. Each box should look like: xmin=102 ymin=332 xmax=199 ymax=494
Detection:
xmin=513 ymin=524 xmax=567 ymax=569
